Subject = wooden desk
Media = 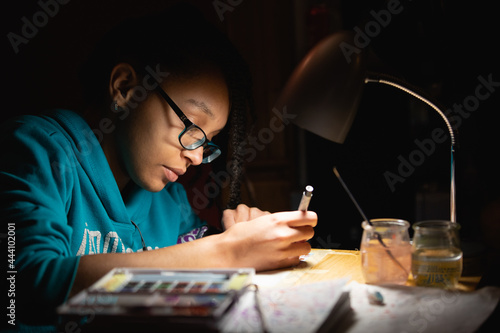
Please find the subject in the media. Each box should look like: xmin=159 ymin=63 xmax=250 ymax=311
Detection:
xmin=297 ymin=249 xmax=364 ymax=284
xmin=257 ymin=249 xmax=481 ymax=292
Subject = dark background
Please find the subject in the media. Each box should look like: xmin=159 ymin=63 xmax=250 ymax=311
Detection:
xmin=2 ymin=0 xmax=499 ymax=269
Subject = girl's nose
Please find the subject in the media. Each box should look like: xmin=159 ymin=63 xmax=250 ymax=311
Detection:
xmin=182 ymin=147 xmax=204 ymax=166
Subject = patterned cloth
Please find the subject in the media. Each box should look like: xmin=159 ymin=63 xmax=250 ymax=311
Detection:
xmin=177 ymin=225 xmax=209 ymax=243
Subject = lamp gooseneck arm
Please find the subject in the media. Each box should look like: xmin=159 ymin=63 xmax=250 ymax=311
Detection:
xmin=365 ymin=74 xmax=457 ymax=223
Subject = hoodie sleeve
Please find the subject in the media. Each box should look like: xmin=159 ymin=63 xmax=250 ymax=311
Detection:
xmin=0 ymin=118 xmax=80 ymax=324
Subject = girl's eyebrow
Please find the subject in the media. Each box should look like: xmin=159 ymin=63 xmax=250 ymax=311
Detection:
xmin=186 ymin=98 xmax=214 ymax=119
xmin=185 ymin=98 xmax=226 ymax=134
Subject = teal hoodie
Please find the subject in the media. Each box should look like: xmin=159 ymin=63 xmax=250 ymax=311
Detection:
xmin=0 ymin=109 xmax=205 ymax=331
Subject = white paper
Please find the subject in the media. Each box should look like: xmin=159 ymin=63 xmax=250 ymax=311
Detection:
xmin=344 ymin=282 xmax=500 ymax=333
xmin=221 ymin=278 xmax=350 ymax=333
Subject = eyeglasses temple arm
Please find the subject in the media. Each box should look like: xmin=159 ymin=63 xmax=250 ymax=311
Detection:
xmin=154 ymin=85 xmax=192 ymax=127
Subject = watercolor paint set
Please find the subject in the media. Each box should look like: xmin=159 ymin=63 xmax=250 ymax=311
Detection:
xmin=57 ymin=267 xmax=254 ymax=332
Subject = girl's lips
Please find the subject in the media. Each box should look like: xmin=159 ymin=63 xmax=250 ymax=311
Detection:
xmin=163 ymin=166 xmax=181 ymax=182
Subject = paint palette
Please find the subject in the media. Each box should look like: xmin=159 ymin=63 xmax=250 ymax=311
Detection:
xmin=57 ymin=268 xmax=254 ymax=332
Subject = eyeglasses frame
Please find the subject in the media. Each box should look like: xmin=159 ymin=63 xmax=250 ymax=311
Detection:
xmin=154 ymin=84 xmax=222 ymax=163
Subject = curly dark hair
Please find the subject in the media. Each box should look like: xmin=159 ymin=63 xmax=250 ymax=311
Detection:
xmin=79 ymin=3 xmax=254 ymax=209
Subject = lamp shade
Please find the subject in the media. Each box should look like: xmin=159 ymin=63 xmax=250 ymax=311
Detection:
xmin=276 ymin=31 xmax=366 ymax=144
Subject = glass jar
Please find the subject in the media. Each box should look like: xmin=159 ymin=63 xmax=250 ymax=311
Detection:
xmin=411 ymin=220 xmax=463 ymax=288
xmin=361 ymin=218 xmax=412 ymax=285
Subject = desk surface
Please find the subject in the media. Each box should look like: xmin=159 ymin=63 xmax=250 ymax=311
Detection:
xmin=246 ymin=249 xmax=496 ymax=333
xmin=259 ymin=249 xmax=481 ymax=292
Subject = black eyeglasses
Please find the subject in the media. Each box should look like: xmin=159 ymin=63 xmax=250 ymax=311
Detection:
xmin=155 ymin=85 xmax=222 ymax=164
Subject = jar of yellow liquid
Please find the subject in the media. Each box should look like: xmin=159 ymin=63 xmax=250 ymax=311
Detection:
xmin=411 ymin=220 xmax=463 ymax=289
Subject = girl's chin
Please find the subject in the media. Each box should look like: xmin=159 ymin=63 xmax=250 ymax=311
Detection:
xmin=136 ymin=177 xmax=169 ymax=193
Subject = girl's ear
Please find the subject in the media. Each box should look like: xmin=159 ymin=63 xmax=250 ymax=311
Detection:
xmin=109 ymin=63 xmax=139 ymax=106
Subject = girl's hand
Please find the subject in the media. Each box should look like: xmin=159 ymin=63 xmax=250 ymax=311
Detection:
xmin=220 ymin=209 xmax=317 ymax=271
xmin=222 ymin=203 xmax=271 ymax=229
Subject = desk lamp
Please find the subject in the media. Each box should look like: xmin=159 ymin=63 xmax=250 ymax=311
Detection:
xmin=277 ymin=31 xmax=456 ymax=222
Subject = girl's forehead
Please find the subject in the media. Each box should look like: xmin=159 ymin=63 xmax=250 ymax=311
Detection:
xmin=160 ymin=72 xmax=230 ymax=132
xmin=163 ymin=71 xmax=229 ymax=110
